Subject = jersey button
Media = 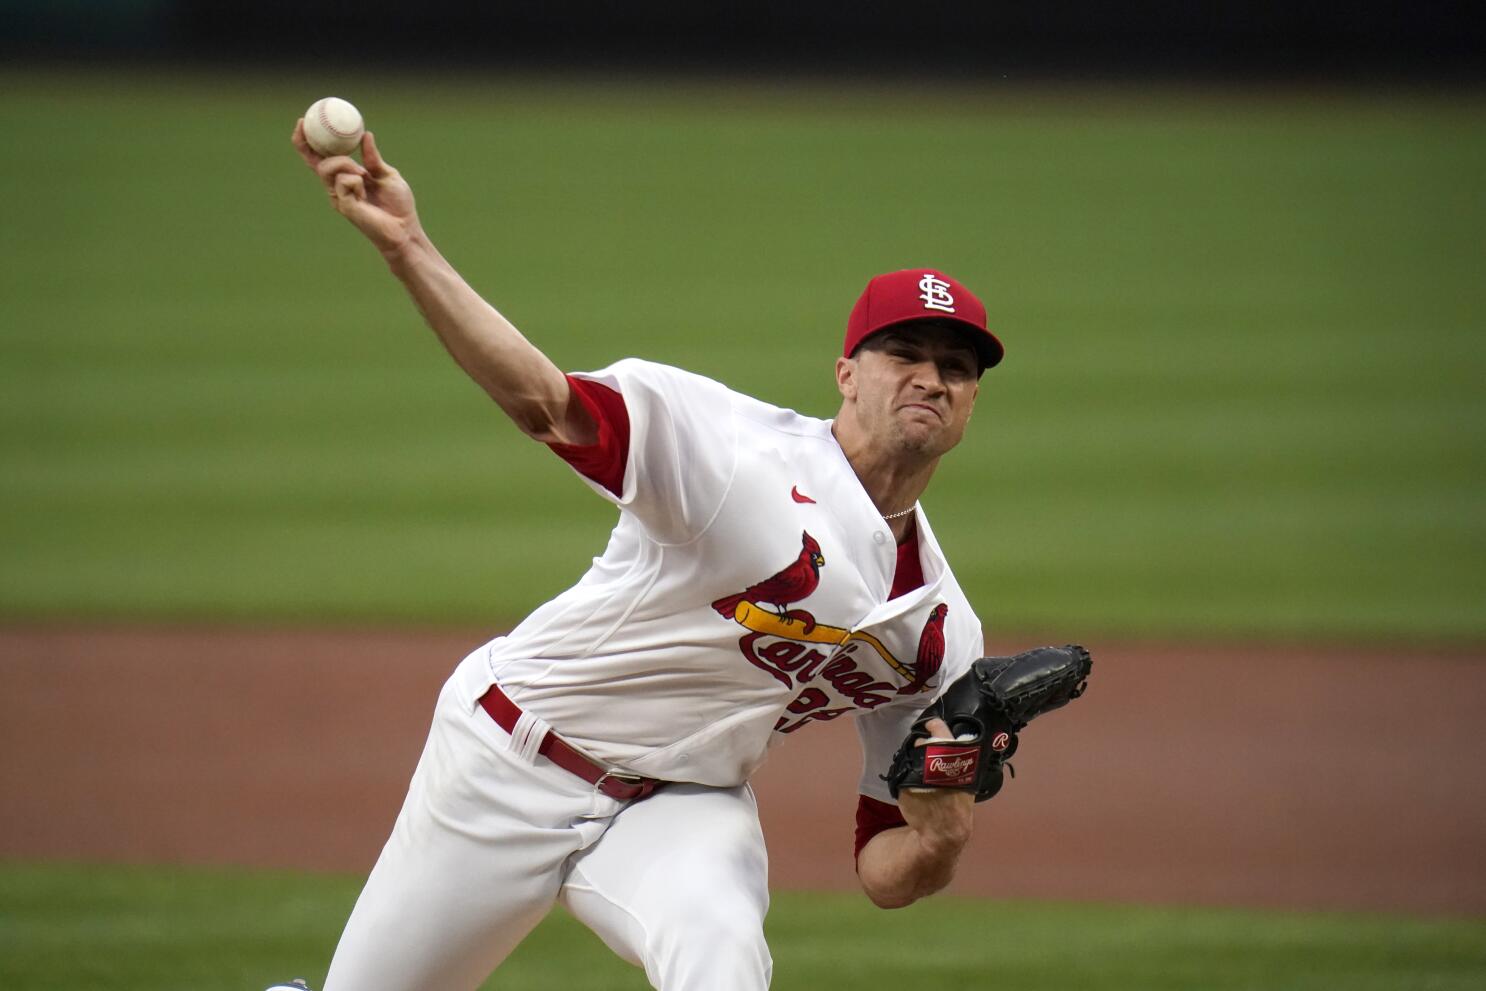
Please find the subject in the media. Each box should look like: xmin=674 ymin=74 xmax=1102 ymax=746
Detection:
xmin=873 ymin=531 xmax=887 ymax=545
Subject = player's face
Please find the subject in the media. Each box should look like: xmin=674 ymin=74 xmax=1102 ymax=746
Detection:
xmin=839 ymin=325 xmax=981 ymax=459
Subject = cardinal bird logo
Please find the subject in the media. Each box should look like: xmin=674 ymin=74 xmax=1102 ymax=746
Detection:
xmin=712 ymin=531 xmax=825 ymax=622
xmin=898 ymin=602 xmax=948 ymax=695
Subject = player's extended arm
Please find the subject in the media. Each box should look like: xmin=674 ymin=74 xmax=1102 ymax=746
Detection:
xmin=856 ymin=717 xmax=975 ymax=909
xmin=292 ymin=121 xmax=594 ymax=446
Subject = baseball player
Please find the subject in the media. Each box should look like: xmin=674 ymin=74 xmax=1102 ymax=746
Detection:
xmin=287 ymin=121 xmax=1085 ymax=991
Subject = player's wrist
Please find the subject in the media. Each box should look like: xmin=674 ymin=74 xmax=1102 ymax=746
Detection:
xmin=380 ymin=224 xmax=432 ymax=271
xmin=914 ymin=817 xmax=972 ymax=862
xmin=900 ymin=791 xmax=973 ymax=857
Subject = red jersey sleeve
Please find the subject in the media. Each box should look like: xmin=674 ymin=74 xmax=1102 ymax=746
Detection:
xmin=854 ymin=794 xmax=908 ymax=866
xmin=546 ymin=375 xmax=630 ymax=497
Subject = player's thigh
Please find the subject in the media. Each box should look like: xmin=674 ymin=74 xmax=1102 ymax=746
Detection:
xmin=324 ymin=803 xmax=561 ymax=991
xmin=324 ymin=676 xmax=615 ymax=991
xmin=558 ymin=783 xmax=771 ymax=984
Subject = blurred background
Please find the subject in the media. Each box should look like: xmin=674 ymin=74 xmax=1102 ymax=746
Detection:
xmin=1 ymin=3 xmax=1483 ymax=989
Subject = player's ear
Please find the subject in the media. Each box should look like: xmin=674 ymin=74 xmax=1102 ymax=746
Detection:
xmin=835 ymin=356 xmax=857 ymax=400
xmin=961 ymin=383 xmax=978 ymax=426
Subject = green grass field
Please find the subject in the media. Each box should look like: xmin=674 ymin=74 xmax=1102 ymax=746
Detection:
xmin=2 ymin=862 xmax=1482 ymax=991
xmin=1 ymin=71 xmax=1483 ymax=641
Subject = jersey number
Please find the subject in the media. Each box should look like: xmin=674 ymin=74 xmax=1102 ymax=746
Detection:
xmin=774 ymin=687 xmax=851 ymax=734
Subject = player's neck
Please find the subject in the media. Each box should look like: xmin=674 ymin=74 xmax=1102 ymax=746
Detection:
xmin=830 ymin=421 xmax=939 ymax=527
xmin=886 ymin=509 xmax=919 ymax=545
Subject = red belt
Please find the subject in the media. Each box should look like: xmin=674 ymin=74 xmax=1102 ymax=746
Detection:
xmin=478 ymin=683 xmax=662 ymax=803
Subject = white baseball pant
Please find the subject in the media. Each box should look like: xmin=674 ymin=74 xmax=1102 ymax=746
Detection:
xmin=322 ymin=655 xmax=773 ymax=991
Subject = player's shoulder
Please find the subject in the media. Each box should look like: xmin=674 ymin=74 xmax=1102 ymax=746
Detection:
xmin=580 ymin=357 xmax=723 ymax=396
xmin=729 ymin=389 xmax=829 ymax=442
xmin=582 ymin=359 xmax=825 ymax=437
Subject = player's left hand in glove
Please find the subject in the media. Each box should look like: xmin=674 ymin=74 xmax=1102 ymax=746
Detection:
xmin=882 ymin=644 xmax=1092 ymax=802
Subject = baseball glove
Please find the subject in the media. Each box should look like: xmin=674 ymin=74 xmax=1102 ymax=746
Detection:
xmin=882 ymin=644 xmax=1092 ymax=802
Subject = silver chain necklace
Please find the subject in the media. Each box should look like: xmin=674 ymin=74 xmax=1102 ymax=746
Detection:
xmin=880 ymin=505 xmax=916 ymax=521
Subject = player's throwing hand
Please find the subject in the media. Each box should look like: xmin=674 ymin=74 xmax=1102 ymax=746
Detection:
xmin=292 ymin=121 xmax=421 ymax=256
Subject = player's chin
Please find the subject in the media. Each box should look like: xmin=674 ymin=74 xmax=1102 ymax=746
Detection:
xmin=902 ymin=419 xmax=969 ymax=458
xmin=892 ymin=423 xmax=947 ymax=457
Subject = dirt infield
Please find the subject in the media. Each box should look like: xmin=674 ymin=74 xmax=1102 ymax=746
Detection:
xmin=1 ymin=627 xmax=1482 ymax=916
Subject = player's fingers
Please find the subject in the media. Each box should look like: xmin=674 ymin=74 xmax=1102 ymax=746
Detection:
xmin=316 ymin=154 xmax=369 ymax=187
xmin=334 ymin=172 xmax=367 ymax=204
xmin=291 ymin=119 xmax=324 ymax=168
xmin=914 ymin=717 xmax=955 ymax=745
xmin=362 ymin=131 xmax=394 ymax=177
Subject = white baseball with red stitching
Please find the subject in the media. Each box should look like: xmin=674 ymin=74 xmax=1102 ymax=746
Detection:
xmin=302 ymin=97 xmax=364 ymax=156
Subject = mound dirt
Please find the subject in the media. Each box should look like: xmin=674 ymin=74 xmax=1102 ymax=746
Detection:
xmin=1 ymin=627 xmax=1482 ymax=915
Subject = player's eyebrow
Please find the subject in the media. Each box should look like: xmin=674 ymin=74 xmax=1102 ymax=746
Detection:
xmin=876 ymin=330 xmax=934 ymax=350
xmin=878 ymin=330 xmax=976 ymax=365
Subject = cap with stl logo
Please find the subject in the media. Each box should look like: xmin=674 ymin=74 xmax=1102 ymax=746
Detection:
xmin=843 ymin=269 xmax=1004 ymax=371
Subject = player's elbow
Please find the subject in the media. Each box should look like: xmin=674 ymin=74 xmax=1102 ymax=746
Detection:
xmin=857 ymin=843 xmax=955 ymax=910
xmin=498 ymin=389 xmax=573 ymax=445
xmin=509 ymin=404 xmax=565 ymax=444
xmin=860 ymin=868 xmax=949 ymax=910
xmin=502 ymin=379 xmax=598 ymax=447
xmin=862 ymin=881 xmax=921 ymax=910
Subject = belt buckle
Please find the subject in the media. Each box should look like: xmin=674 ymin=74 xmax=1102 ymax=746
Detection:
xmin=594 ymin=768 xmax=646 ymax=800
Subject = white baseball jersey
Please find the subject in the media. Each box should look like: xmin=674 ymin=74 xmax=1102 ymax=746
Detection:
xmin=472 ymin=358 xmax=984 ymax=802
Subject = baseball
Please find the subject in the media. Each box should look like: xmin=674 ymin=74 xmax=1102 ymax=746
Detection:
xmin=302 ymin=97 xmax=365 ymax=156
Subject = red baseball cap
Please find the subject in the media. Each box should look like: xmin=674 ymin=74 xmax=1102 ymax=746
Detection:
xmin=843 ymin=269 xmax=1004 ymax=371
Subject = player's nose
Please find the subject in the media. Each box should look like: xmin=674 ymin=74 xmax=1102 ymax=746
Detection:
xmin=908 ymin=360 xmax=948 ymax=395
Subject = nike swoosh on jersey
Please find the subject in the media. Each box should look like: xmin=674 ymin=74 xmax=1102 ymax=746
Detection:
xmin=791 ymin=486 xmax=816 ymax=504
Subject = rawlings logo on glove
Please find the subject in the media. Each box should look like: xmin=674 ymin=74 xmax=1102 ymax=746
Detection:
xmin=922 ymin=746 xmax=979 ymax=786
xmin=882 ymin=644 xmax=1092 ymax=802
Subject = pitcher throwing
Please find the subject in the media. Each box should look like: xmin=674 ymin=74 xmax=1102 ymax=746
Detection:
xmin=286 ymin=118 xmax=1091 ymax=991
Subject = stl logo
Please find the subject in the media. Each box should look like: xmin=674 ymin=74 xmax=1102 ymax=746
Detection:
xmin=918 ymin=273 xmax=956 ymax=313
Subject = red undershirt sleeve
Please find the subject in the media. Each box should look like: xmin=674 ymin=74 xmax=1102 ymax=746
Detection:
xmin=546 ymin=375 xmax=630 ymax=497
xmin=855 ymin=794 xmax=909 ymax=863
xmin=855 ymin=527 xmax=926 ymax=866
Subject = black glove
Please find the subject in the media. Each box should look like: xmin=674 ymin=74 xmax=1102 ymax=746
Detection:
xmin=882 ymin=645 xmax=1092 ymax=802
